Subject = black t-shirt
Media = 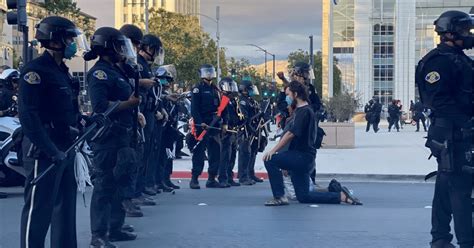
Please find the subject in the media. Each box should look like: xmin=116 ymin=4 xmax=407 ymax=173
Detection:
xmin=288 ymin=105 xmax=316 ymax=156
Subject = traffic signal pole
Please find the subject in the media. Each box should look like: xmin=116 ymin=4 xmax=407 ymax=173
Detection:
xmin=7 ymin=0 xmax=29 ymax=64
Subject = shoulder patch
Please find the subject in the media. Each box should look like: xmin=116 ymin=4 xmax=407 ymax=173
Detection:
xmin=425 ymin=71 xmax=440 ymax=84
xmin=23 ymin=72 xmax=41 ymax=85
xmin=137 ymin=64 xmax=144 ymax=72
xmin=193 ymin=88 xmax=199 ymax=94
xmin=93 ymin=70 xmax=108 ymax=80
xmin=240 ymin=100 xmax=246 ymax=106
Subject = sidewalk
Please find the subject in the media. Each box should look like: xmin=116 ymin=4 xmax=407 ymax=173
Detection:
xmin=172 ymin=121 xmax=435 ymax=181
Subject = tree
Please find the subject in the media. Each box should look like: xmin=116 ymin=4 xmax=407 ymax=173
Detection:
xmin=226 ymin=57 xmax=265 ymax=86
xmin=148 ymin=8 xmax=227 ymax=89
xmin=42 ymin=0 xmax=94 ymax=37
xmin=324 ymin=91 xmax=360 ymax=122
xmin=287 ymin=49 xmax=342 ymax=96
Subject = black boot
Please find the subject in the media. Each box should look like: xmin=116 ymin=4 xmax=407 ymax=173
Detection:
xmin=121 ymin=224 xmax=135 ymax=232
xmin=132 ymin=195 xmax=157 ymax=206
xmin=430 ymin=240 xmax=455 ymax=248
xmin=90 ymin=235 xmax=116 ymax=248
xmin=251 ymin=176 xmax=264 ymax=183
xmin=206 ymin=178 xmax=220 ymax=188
xmin=108 ymin=230 xmax=137 ymax=242
xmin=122 ymin=199 xmax=144 ymax=218
xmin=164 ymin=179 xmax=181 ymax=189
xmin=228 ymin=179 xmax=241 ymax=187
xmin=218 ymin=181 xmax=231 ymax=188
xmin=156 ymin=183 xmax=174 ymax=192
xmin=239 ymin=179 xmax=254 ymax=186
xmin=189 ymin=176 xmax=200 ymax=189
xmin=143 ymin=186 xmax=157 ymax=196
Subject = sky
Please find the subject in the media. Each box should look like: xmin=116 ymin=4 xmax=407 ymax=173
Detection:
xmin=77 ymin=0 xmax=323 ymax=64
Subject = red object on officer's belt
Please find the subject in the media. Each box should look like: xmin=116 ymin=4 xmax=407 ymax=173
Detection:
xmin=195 ymin=95 xmax=230 ymax=141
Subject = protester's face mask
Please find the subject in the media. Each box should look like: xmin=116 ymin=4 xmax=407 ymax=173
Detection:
xmin=285 ymin=95 xmax=293 ymax=106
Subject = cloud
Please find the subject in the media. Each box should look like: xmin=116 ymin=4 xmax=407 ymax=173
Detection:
xmin=77 ymin=0 xmax=323 ymax=64
xmin=200 ymin=0 xmax=323 ymax=63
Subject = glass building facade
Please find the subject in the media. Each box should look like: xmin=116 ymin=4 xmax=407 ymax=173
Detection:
xmin=323 ymin=0 xmax=472 ymax=110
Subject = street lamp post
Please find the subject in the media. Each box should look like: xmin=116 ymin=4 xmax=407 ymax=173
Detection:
xmin=189 ymin=6 xmax=221 ymax=82
xmin=247 ymin=44 xmax=275 ymax=82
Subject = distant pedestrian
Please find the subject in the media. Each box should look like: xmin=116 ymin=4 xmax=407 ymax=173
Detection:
xmin=387 ymin=100 xmax=400 ymax=132
xmin=413 ymin=101 xmax=427 ymax=132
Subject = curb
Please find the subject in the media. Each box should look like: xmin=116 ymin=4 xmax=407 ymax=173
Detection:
xmin=171 ymin=171 xmax=434 ymax=183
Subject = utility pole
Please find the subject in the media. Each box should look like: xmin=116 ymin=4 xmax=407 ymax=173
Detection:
xmin=144 ymin=0 xmax=149 ymax=33
xmin=216 ymin=6 xmax=221 ymax=82
xmin=309 ymin=35 xmax=314 ymax=86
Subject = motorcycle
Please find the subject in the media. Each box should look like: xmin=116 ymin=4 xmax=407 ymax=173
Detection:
xmin=0 ymin=116 xmax=24 ymax=187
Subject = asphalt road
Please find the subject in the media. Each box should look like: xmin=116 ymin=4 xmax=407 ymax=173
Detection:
xmin=0 ymin=180 xmax=437 ymax=248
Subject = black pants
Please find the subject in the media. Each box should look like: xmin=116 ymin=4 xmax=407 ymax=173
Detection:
xmin=431 ymin=172 xmax=472 ymax=247
xmin=90 ymin=146 xmax=130 ymax=238
xmin=264 ymin=150 xmax=340 ymax=204
xmin=145 ymin=122 xmax=163 ymax=187
xmin=219 ymin=132 xmax=238 ymax=183
xmin=20 ymin=143 xmax=77 ymax=248
xmin=388 ymin=116 xmax=400 ymax=131
xmin=191 ymin=132 xmax=221 ymax=178
xmin=133 ymin=142 xmax=145 ymax=197
xmin=416 ymin=116 xmax=427 ymax=131
xmin=366 ymin=121 xmax=379 ymax=133
xmin=238 ymin=137 xmax=251 ymax=181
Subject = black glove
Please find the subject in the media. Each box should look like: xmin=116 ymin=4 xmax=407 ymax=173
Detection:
xmin=51 ymin=151 xmax=66 ymax=163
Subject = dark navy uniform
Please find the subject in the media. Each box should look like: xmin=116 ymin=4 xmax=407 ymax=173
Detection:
xmin=134 ymin=54 xmax=153 ymax=196
xmin=19 ymin=51 xmax=79 ymax=248
xmin=416 ymin=43 xmax=473 ymax=247
xmin=220 ymin=96 xmax=243 ymax=184
xmin=191 ymin=81 xmax=222 ymax=180
xmin=237 ymin=95 xmax=257 ymax=183
xmin=88 ymin=59 xmax=137 ymax=238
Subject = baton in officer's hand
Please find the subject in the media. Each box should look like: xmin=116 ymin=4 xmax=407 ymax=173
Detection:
xmin=30 ymin=102 xmax=121 ymax=185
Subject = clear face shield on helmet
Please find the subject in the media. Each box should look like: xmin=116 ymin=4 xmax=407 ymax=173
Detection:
xmin=115 ymin=37 xmax=137 ymax=64
xmin=62 ymin=29 xmax=89 ymax=59
xmin=200 ymin=67 xmax=217 ymax=81
xmin=249 ymin=85 xmax=260 ymax=96
xmin=153 ymin=47 xmax=165 ymax=66
xmin=220 ymin=80 xmax=238 ymax=93
xmin=73 ymin=31 xmax=90 ymax=53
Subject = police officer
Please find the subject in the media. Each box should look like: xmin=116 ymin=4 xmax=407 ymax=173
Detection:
xmin=86 ymin=27 xmax=140 ymax=247
xmin=120 ymin=26 xmax=159 ymax=207
xmin=190 ymin=64 xmax=223 ymax=189
xmin=219 ymin=77 xmax=241 ymax=187
xmin=0 ymin=69 xmax=19 ymax=117
xmin=18 ymin=16 xmax=87 ymax=248
xmin=415 ymin=10 xmax=473 ymax=248
xmin=119 ymin=23 xmax=148 ymax=217
xmin=238 ymin=80 xmax=259 ymax=185
xmin=156 ymin=66 xmax=180 ymax=190
xmin=413 ymin=100 xmax=427 ymax=132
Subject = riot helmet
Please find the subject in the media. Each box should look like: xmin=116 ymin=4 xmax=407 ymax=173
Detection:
xmin=291 ymin=61 xmax=315 ymax=81
xmin=155 ymin=66 xmax=174 ymax=86
xmin=35 ymin=16 xmax=89 ymax=59
xmin=141 ymin=34 xmax=165 ymax=65
xmin=87 ymin=27 xmax=136 ymax=63
xmin=199 ymin=64 xmax=216 ymax=81
xmin=434 ymin=10 xmax=474 ymax=49
xmin=119 ymin=24 xmax=143 ymax=47
xmin=219 ymin=77 xmax=238 ymax=93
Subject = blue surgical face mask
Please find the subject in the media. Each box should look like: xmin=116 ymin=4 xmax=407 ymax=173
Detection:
xmin=158 ymin=78 xmax=169 ymax=86
xmin=64 ymin=42 xmax=77 ymax=60
xmin=285 ymin=95 xmax=293 ymax=106
xmin=249 ymin=90 xmax=255 ymax=97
